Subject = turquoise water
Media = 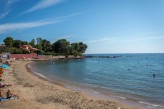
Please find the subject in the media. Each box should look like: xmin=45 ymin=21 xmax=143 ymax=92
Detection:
xmin=30 ymin=53 xmax=164 ymax=108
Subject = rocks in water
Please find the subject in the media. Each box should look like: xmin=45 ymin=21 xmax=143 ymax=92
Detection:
xmin=85 ymin=55 xmax=123 ymax=58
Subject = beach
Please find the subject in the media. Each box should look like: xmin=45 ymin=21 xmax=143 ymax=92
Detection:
xmin=0 ymin=60 xmax=137 ymax=109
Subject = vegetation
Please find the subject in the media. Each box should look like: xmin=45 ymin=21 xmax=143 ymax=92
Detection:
xmin=3 ymin=36 xmax=87 ymax=56
xmin=3 ymin=37 xmax=14 ymax=47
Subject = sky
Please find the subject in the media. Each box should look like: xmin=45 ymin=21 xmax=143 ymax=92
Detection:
xmin=0 ymin=0 xmax=164 ymax=54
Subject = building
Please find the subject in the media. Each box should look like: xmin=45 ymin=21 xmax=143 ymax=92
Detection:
xmin=20 ymin=45 xmax=38 ymax=53
xmin=0 ymin=52 xmax=10 ymax=62
xmin=0 ymin=45 xmax=6 ymax=53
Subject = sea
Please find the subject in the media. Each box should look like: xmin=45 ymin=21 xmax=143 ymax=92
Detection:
xmin=29 ymin=53 xmax=164 ymax=109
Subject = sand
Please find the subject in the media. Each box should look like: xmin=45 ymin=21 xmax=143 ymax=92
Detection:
xmin=0 ymin=60 xmax=139 ymax=109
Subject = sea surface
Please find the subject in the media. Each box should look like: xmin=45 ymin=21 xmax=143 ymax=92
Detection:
xmin=29 ymin=53 xmax=164 ymax=109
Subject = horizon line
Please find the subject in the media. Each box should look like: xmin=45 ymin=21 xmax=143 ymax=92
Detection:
xmin=84 ymin=53 xmax=164 ymax=54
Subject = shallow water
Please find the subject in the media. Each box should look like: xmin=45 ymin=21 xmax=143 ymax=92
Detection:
xmin=30 ymin=53 xmax=164 ymax=109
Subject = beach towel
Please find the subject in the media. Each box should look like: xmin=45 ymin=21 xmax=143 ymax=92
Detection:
xmin=0 ymin=96 xmax=18 ymax=102
xmin=0 ymin=98 xmax=8 ymax=102
xmin=0 ymin=64 xmax=10 ymax=69
xmin=7 ymin=95 xmax=18 ymax=99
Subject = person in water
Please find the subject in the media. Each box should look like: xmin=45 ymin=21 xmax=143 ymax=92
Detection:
xmin=153 ymin=74 xmax=156 ymax=79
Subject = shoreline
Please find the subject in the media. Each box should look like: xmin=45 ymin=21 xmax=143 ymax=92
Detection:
xmin=0 ymin=60 xmax=134 ymax=109
xmin=26 ymin=61 xmax=64 ymax=87
xmin=27 ymin=60 xmax=143 ymax=109
xmin=27 ymin=60 xmax=164 ymax=109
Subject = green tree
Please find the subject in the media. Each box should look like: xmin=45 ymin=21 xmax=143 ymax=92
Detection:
xmin=37 ymin=37 xmax=43 ymax=45
xmin=35 ymin=44 xmax=42 ymax=51
xmin=13 ymin=40 xmax=23 ymax=48
xmin=3 ymin=37 xmax=14 ymax=47
xmin=29 ymin=39 xmax=35 ymax=47
xmin=52 ymin=39 xmax=70 ymax=57
xmin=36 ymin=37 xmax=43 ymax=51
xmin=13 ymin=40 xmax=29 ymax=48
xmin=78 ymin=42 xmax=87 ymax=54
xmin=70 ymin=43 xmax=79 ymax=56
xmin=70 ymin=42 xmax=87 ymax=56
xmin=21 ymin=41 xmax=28 ymax=45
xmin=42 ymin=39 xmax=52 ymax=52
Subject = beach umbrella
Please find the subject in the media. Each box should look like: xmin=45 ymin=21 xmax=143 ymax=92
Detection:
xmin=0 ymin=64 xmax=10 ymax=69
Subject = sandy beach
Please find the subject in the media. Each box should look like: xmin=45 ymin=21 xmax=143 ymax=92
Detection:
xmin=0 ymin=60 xmax=138 ymax=109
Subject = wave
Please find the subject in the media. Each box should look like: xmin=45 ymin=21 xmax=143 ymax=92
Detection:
xmin=138 ymin=101 xmax=164 ymax=108
xmin=92 ymin=90 xmax=100 ymax=94
xmin=34 ymin=72 xmax=47 ymax=79
xmin=27 ymin=64 xmax=31 ymax=68
xmin=115 ymin=96 xmax=126 ymax=100
xmin=28 ymin=63 xmax=47 ymax=79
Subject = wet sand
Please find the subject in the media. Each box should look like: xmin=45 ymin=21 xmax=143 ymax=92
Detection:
xmin=0 ymin=60 xmax=139 ymax=109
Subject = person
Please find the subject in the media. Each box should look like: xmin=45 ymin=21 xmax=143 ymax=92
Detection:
xmin=0 ymin=82 xmax=5 ymax=88
xmin=0 ymin=82 xmax=12 ymax=88
xmin=0 ymin=91 xmax=3 ymax=98
xmin=0 ymin=79 xmax=4 ymax=82
xmin=153 ymin=74 xmax=156 ymax=79
xmin=6 ymin=89 xmax=18 ymax=99
xmin=0 ymin=90 xmax=6 ymax=102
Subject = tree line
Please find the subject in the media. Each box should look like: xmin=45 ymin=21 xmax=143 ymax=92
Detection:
xmin=2 ymin=36 xmax=87 ymax=56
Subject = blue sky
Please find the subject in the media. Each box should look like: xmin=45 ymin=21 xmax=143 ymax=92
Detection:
xmin=0 ymin=0 xmax=164 ymax=53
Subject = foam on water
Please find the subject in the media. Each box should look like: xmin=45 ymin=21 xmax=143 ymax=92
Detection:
xmin=28 ymin=64 xmax=31 ymax=68
xmin=116 ymin=96 xmax=126 ymax=100
xmin=34 ymin=72 xmax=47 ymax=79
xmin=138 ymin=101 xmax=164 ymax=109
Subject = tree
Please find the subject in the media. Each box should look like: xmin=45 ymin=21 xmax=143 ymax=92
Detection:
xmin=70 ymin=42 xmax=87 ymax=56
xmin=3 ymin=37 xmax=14 ymax=47
xmin=35 ymin=44 xmax=42 ymax=51
xmin=52 ymin=39 xmax=70 ymax=56
xmin=13 ymin=40 xmax=29 ymax=48
xmin=36 ymin=37 xmax=43 ymax=51
xmin=37 ymin=37 xmax=43 ymax=45
xmin=2 ymin=36 xmax=88 ymax=55
xmin=70 ymin=43 xmax=79 ymax=56
xmin=13 ymin=40 xmax=22 ymax=48
xmin=79 ymin=42 xmax=87 ymax=54
xmin=42 ymin=39 xmax=52 ymax=52
xmin=21 ymin=41 xmax=28 ymax=45
xmin=29 ymin=39 xmax=35 ymax=47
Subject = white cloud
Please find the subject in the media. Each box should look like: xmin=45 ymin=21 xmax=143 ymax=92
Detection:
xmin=0 ymin=20 xmax=58 ymax=33
xmin=0 ymin=0 xmax=22 ymax=20
xmin=86 ymin=37 xmax=115 ymax=43
xmin=6 ymin=0 xmax=21 ymax=5
xmin=86 ymin=36 xmax=164 ymax=44
xmin=57 ymin=11 xmax=86 ymax=19
xmin=0 ymin=10 xmax=84 ymax=34
xmin=20 ymin=0 xmax=63 ymax=15
xmin=0 ymin=10 xmax=10 ymax=19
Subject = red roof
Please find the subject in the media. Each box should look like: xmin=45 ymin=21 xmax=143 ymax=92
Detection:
xmin=20 ymin=45 xmax=38 ymax=52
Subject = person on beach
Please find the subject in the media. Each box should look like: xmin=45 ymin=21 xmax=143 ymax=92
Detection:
xmin=0 ymin=82 xmax=12 ymax=88
xmin=6 ymin=89 xmax=18 ymax=99
xmin=0 ymin=79 xmax=4 ymax=81
xmin=0 ymin=91 xmax=3 ymax=98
